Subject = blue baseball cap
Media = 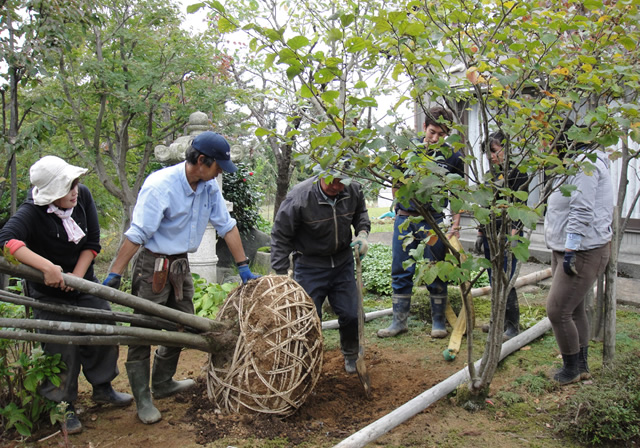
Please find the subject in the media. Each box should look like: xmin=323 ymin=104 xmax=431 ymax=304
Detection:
xmin=191 ymin=131 xmax=238 ymax=173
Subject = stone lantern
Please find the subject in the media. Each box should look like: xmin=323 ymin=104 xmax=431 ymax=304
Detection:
xmin=154 ymin=111 xmax=229 ymax=284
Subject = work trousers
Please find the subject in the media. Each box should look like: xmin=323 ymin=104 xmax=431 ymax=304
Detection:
xmin=546 ymin=243 xmax=610 ymax=355
xmin=482 ymin=234 xmax=519 ymax=283
xmin=30 ymin=288 xmax=119 ymax=403
xmin=127 ymin=248 xmax=194 ymax=362
xmin=391 ymin=214 xmax=447 ymax=297
xmin=294 ymin=257 xmax=359 ymax=359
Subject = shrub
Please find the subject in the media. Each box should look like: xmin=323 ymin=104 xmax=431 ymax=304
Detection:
xmin=223 ymin=164 xmax=264 ymax=234
xmin=0 ymin=303 xmax=63 ymax=437
xmin=361 ymin=243 xmax=392 ymax=296
xmin=555 ymin=351 xmax=640 ymax=445
xmin=192 ymin=274 xmax=237 ymax=319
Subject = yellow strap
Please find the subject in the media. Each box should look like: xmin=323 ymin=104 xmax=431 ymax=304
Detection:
xmin=445 ymin=235 xmax=475 ymax=358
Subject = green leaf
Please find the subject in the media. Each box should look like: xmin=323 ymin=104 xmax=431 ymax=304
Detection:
xmin=218 ymin=17 xmax=237 ymax=33
xmin=582 ymin=0 xmax=603 ymax=10
xmin=513 ymin=190 xmax=529 ymax=201
xmin=286 ymin=64 xmax=304 ymax=80
xmin=264 ymin=53 xmax=276 ymax=71
xmin=327 ymin=28 xmax=343 ymax=42
xmin=340 ymin=14 xmax=355 ymax=27
xmin=559 ymin=184 xmax=577 ymax=197
xmin=207 ymin=1 xmax=225 ymax=14
xmin=186 ymin=3 xmax=205 ymax=13
xmin=345 ymin=37 xmax=367 ymax=53
xmin=300 ymin=84 xmax=314 ymax=98
xmin=403 ymin=22 xmax=425 ymax=36
xmin=263 ymin=28 xmax=283 ymax=42
xmin=314 ymin=68 xmax=337 ymax=83
xmin=512 ymin=240 xmax=530 ymax=263
xmin=287 ymin=35 xmax=309 ymax=50
xmin=321 ymin=90 xmax=340 ymax=103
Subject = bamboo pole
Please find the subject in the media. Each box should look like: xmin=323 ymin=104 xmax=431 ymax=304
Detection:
xmin=322 ymin=268 xmax=552 ymax=330
xmin=0 ymin=318 xmax=236 ymax=353
xmin=332 ymin=318 xmax=553 ymax=448
xmin=0 ymin=257 xmax=228 ymax=333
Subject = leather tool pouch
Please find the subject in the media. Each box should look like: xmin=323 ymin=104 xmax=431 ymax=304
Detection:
xmin=168 ymin=258 xmax=189 ymax=301
xmin=152 ymin=257 xmax=169 ymax=294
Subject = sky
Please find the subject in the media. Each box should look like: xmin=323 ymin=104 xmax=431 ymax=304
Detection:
xmin=178 ymin=0 xmax=209 ymax=34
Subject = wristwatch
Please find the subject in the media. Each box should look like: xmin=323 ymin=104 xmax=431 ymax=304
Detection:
xmin=236 ymin=257 xmax=250 ymax=267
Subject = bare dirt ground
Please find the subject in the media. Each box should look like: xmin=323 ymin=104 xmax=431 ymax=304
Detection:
xmin=8 ymin=335 xmax=572 ymax=448
xmin=6 ymin=259 xmax=639 ymax=448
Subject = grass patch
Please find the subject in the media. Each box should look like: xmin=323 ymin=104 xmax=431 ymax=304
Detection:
xmin=555 ymin=350 xmax=640 ymax=446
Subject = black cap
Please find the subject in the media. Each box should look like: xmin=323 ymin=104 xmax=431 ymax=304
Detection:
xmin=191 ymin=131 xmax=238 ymax=173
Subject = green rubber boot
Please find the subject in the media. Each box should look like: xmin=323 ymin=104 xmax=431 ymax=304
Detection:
xmin=125 ymin=359 xmax=161 ymax=424
xmin=377 ymin=294 xmax=410 ymax=338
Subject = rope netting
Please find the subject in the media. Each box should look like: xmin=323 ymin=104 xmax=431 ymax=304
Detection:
xmin=206 ymin=275 xmax=323 ymax=416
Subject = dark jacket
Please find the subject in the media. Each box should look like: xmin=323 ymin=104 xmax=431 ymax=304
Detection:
xmin=395 ymin=140 xmax=465 ymax=219
xmin=0 ymin=184 xmax=101 ymax=299
xmin=480 ymin=164 xmax=529 ymax=234
xmin=270 ymin=176 xmax=371 ymax=272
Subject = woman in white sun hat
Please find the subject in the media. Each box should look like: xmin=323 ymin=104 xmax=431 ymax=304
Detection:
xmin=0 ymin=155 xmax=132 ymax=434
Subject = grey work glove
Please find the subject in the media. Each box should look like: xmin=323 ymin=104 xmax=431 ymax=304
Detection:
xmin=563 ymin=251 xmax=578 ymax=276
xmin=350 ymin=231 xmax=369 ymax=259
xmin=474 ymin=234 xmax=485 ymax=255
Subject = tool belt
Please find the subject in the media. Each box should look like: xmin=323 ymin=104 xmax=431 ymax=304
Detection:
xmin=145 ymin=249 xmax=190 ymax=300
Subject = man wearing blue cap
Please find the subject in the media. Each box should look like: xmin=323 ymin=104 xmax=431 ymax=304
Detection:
xmin=104 ymin=131 xmax=259 ymax=425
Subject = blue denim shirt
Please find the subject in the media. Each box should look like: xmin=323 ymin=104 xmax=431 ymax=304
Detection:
xmin=125 ymin=162 xmax=236 ymax=255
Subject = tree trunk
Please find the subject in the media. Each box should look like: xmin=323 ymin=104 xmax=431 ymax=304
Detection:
xmin=0 ymin=257 xmax=231 ymax=334
xmin=0 ymin=318 xmax=226 ymax=352
xmin=603 ymin=208 xmax=619 ymax=367
xmin=0 ymin=289 xmax=187 ymax=332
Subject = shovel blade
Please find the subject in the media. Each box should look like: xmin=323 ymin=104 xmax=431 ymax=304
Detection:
xmin=355 ymin=356 xmax=372 ymax=399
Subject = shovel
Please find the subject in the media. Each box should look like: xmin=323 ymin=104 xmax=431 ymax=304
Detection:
xmin=354 ymin=247 xmax=372 ymax=399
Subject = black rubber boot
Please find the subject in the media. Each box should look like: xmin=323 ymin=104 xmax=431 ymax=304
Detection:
xmin=151 ymin=350 xmax=195 ymax=399
xmin=92 ymin=383 xmax=133 ymax=407
xmin=125 ymin=359 xmax=161 ymax=424
xmin=430 ymin=294 xmax=448 ymax=338
xmin=503 ymin=288 xmax=520 ymax=341
xmin=377 ymin=295 xmax=410 ymax=338
xmin=344 ymin=358 xmax=357 ymax=375
xmin=551 ymin=352 xmax=581 ymax=385
xmin=578 ymin=345 xmax=591 ymax=380
xmin=61 ymin=403 xmax=82 ymax=434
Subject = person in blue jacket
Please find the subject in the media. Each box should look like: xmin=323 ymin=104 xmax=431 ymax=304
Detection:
xmin=378 ymin=106 xmax=465 ymax=339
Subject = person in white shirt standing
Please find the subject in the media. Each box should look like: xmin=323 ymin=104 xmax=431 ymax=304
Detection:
xmin=104 ymin=131 xmax=259 ymax=424
xmin=544 ymin=122 xmax=613 ymax=385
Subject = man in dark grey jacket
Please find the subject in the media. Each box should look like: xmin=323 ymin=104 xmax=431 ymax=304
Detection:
xmin=271 ymin=174 xmax=371 ymax=374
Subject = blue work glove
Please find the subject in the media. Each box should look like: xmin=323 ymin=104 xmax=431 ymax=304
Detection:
xmin=350 ymin=231 xmax=369 ymax=259
xmin=563 ymin=251 xmax=578 ymax=276
xmin=103 ymin=272 xmax=122 ymax=289
xmin=238 ymin=265 xmax=260 ymax=284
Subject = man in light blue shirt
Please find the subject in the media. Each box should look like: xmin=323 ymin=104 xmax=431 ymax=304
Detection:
xmin=104 ymin=131 xmax=259 ymax=425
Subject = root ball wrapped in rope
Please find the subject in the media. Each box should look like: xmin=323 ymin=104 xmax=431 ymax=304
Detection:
xmin=206 ymin=275 xmax=323 ymax=416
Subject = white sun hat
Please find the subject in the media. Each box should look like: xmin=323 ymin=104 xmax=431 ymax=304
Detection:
xmin=30 ymin=156 xmax=88 ymax=206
